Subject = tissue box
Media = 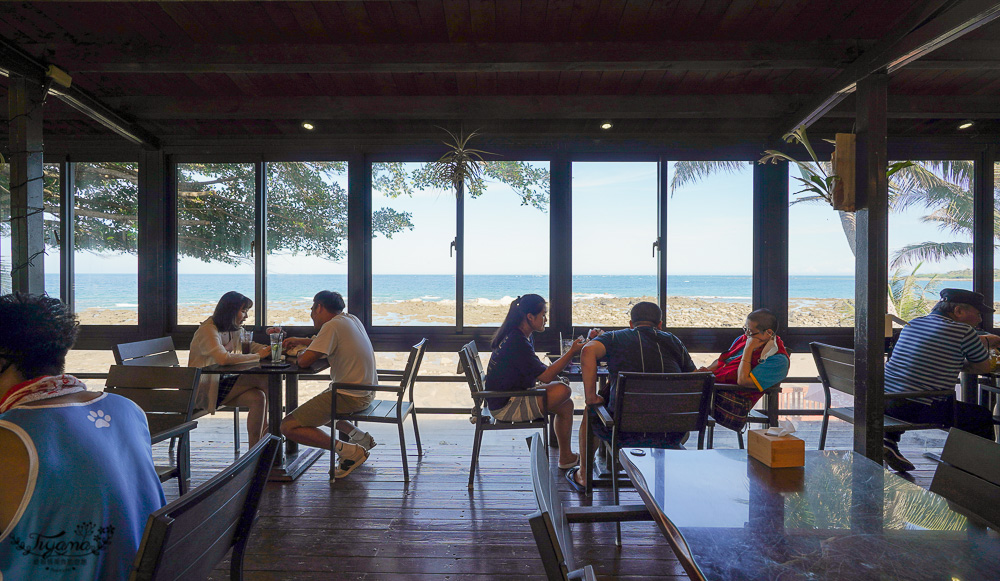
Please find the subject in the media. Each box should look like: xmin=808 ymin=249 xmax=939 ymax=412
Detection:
xmin=747 ymin=429 xmax=804 ymax=468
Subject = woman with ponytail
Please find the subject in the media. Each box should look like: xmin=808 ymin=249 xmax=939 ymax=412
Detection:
xmin=484 ymin=294 xmax=583 ymax=469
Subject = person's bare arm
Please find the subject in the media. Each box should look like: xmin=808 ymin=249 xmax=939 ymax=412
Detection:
xmin=736 ymin=337 xmax=769 ymax=388
xmin=964 ymin=357 xmax=994 ymax=374
xmin=0 ymin=426 xmax=30 ymax=532
xmin=581 ymin=341 xmax=607 ymax=405
xmin=537 ymin=338 xmax=585 ymax=384
xmin=296 ymin=350 xmax=324 ymax=368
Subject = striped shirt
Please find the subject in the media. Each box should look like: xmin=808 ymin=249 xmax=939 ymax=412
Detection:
xmin=884 ymin=313 xmax=988 ymax=404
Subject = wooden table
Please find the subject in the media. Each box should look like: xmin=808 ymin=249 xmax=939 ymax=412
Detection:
xmin=619 ymin=448 xmax=1000 ymax=580
xmin=201 ymin=357 xmax=328 ymax=481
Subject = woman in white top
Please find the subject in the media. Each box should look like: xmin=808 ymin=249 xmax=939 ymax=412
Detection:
xmin=188 ymin=291 xmax=271 ymax=447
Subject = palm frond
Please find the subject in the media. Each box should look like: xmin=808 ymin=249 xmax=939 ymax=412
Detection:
xmin=890 ymin=241 xmax=973 ymax=268
xmin=670 ymin=161 xmax=749 ymax=193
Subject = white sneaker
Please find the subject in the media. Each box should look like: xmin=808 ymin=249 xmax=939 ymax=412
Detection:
xmin=332 ymin=444 xmax=369 ymax=480
xmin=349 ymin=430 xmax=377 ymax=451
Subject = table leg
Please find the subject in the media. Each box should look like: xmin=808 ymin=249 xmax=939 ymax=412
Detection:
xmin=285 ymin=374 xmax=299 ymax=456
xmin=266 ymin=372 xmax=322 ymax=481
xmin=960 ymin=372 xmax=979 ymax=404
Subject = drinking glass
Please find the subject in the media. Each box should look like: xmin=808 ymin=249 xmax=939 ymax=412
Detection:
xmin=240 ymin=327 xmax=252 ymax=354
xmin=269 ymin=331 xmax=285 ymax=362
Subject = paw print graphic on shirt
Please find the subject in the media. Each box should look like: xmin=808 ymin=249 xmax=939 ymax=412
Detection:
xmin=88 ymin=410 xmax=111 ymax=429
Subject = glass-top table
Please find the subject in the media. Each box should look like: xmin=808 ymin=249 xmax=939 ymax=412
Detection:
xmin=619 ymin=448 xmax=1000 ymax=580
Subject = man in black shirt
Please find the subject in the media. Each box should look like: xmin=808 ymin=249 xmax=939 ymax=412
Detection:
xmin=567 ymin=301 xmax=696 ymax=491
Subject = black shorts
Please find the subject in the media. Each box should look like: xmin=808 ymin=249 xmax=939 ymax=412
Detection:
xmin=217 ymin=374 xmax=239 ymax=407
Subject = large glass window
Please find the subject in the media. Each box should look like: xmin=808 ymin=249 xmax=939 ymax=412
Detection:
xmin=572 ymin=162 xmax=658 ymax=328
xmin=667 ymin=161 xmax=753 ymax=328
xmin=0 ymin=164 xmax=60 ymax=298
xmin=74 ymin=162 xmax=139 ymax=325
xmin=176 ymin=163 xmax=255 ymax=326
xmin=788 ymin=169 xmax=855 ymax=328
xmin=888 ymin=160 xmax=974 ymax=324
xmin=266 ymin=162 xmax=349 ymax=326
xmin=372 ymin=162 xmax=455 ymax=326
xmin=464 ymin=162 xmax=549 ymax=327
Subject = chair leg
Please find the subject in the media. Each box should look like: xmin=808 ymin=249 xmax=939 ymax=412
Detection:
xmin=819 ymin=412 xmax=829 ymax=450
xmin=611 ymin=443 xmax=621 ymax=547
xmin=177 ymin=433 xmax=190 ymax=496
xmin=707 ymin=424 xmax=714 ymax=449
xmin=468 ymin=425 xmax=484 ymax=490
xmin=398 ymin=421 xmax=410 ymax=483
xmin=543 ymin=416 xmax=550 ymax=449
xmin=411 ymin=411 xmax=423 ymax=456
xmin=233 ymin=406 xmax=241 ymax=460
xmin=737 ymin=430 xmax=744 ymax=450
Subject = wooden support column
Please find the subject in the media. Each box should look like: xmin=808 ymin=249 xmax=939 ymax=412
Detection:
xmin=974 ymin=146 xmax=996 ymax=332
xmin=752 ymin=160 xmax=789 ymax=332
xmin=8 ymin=74 xmax=45 ymax=294
xmin=138 ymin=149 xmax=175 ymax=337
xmin=853 ymin=71 xmax=889 ymax=462
xmin=348 ymin=154 xmax=371 ymax=326
xmin=549 ymin=155 xmax=572 ymax=348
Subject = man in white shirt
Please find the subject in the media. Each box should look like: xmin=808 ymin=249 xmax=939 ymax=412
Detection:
xmin=279 ymin=291 xmax=378 ymax=479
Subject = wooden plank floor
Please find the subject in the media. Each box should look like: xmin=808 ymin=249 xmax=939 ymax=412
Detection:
xmin=156 ymin=415 xmax=949 ymax=580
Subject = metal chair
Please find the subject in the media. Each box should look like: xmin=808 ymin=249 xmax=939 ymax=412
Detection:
xmin=130 ymin=435 xmax=280 ymax=580
xmin=592 ymin=371 xmax=714 ymax=546
xmin=459 ymin=340 xmax=549 ymax=490
xmin=812 ymin=342 xmax=955 ymax=450
xmin=105 ymin=365 xmax=201 ymax=495
xmin=115 ymin=337 xmax=244 ymax=459
xmin=331 ymin=338 xmax=426 ymax=482
xmin=706 ymin=381 xmax=783 ymax=449
xmin=930 ymin=428 xmax=1000 ymax=530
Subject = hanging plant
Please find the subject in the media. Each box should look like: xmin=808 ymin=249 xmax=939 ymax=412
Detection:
xmin=426 ymin=127 xmax=496 ymax=196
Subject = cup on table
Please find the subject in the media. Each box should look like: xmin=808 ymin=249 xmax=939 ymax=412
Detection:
xmin=240 ymin=327 xmax=252 ymax=355
xmin=269 ymin=331 xmax=285 ymax=362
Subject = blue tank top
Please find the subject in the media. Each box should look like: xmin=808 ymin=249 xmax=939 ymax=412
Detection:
xmin=0 ymin=393 xmax=166 ymax=581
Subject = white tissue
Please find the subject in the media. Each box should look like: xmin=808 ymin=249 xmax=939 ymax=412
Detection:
xmin=766 ymin=419 xmax=797 ymax=437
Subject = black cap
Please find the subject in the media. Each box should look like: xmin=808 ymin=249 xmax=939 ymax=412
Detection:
xmin=939 ymin=288 xmax=994 ymax=314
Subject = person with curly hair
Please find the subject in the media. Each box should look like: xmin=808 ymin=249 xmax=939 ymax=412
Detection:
xmin=0 ymin=293 xmax=165 ymax=580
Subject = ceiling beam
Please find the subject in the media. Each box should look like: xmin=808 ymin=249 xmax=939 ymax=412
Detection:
xmin=35 ymin=41 xmax=864 ymax=74
xmin=100 ymin=95 xmax=799 ymax=120
xmin=0 ymin=39 xmax=159 ymax=148
xmin=774 ymin=0 xmax=1000 ymax=137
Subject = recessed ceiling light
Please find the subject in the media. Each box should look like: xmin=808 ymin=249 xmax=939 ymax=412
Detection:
xmin=600 ymin=121 xmax=613 ymax=130
xmin=958 ymin=120 xmax=974 ymax=130
xmin=301 ymin=121 xmax=315 ymax=131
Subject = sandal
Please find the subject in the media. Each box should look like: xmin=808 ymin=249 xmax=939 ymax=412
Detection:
xmin=558 ymin=453 xmax=580 ymax=470
xmin=565 ymin=466 xmax=587 ymax=494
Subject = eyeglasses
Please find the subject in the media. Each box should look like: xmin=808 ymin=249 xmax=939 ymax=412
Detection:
xmin=743 ymin=326 xmax=763 ymax=337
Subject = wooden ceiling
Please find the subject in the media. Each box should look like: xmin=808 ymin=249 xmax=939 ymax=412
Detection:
xmin=0 ymin=1 xmax=998 ymax=147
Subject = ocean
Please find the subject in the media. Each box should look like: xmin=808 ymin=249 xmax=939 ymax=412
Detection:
xmin=46 ymin=273 xmax=980 ymax=311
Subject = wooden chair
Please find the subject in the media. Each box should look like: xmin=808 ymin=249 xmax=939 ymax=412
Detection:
xmin=527 ymin=432 xmax=653 ymax=581
xmin=812 ymin=342 xmax=956 ymax=450
xmin=706 ymin=382 xmax=783 ymax=449
xmin=331 ymin=338 xmax=426 ymax=482
xmin=930 ymin=428 xmax=1000 ymax=530
xmin=105 ymin=365 xmax=201 ymax=495
xmin=460 ymin=340 xmax=549 ymax=490
xmin=115 ymin=337 xmax=243 ymax=459
xmin=589 ymin=371 xmax=713 ymax=545
xmin=130 ymin=435 xmax=280 ymax=581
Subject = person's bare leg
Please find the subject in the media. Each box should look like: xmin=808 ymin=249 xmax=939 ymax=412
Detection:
xmin=541 ymin=382 xmax=577 ymax=465
xmin=279 ymin=416 xmax=363 ymax=457
xmin=222 ymin=376 xmax=268 ymax=447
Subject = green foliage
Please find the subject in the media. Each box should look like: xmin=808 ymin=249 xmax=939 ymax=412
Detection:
xmin=889 ymin=263 xmax=940 ymax=320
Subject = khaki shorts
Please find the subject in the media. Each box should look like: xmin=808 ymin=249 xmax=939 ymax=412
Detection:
xmin=289 ymin=388 xmax=375 ymax=428
xmin=492 ymin=390 xmax=545 ymax=422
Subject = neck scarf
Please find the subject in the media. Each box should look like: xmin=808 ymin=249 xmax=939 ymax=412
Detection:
xmin=712 ymin=334 xmax=788 ymax=386
xmin=0 ymin=374 xmax=88 ymax=414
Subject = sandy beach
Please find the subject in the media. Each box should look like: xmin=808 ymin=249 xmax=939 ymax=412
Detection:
xmin=66 ymin=295 xmax=847 ymax=412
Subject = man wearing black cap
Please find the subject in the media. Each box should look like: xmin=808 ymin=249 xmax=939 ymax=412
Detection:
xmin=882 ymin=288 xmax=999 ymax=472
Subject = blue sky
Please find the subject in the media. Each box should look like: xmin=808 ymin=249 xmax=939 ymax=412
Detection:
xmin=2 ymin=160 xmax=982 ymax=278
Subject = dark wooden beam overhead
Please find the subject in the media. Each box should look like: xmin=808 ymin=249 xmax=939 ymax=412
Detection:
xmin=775 ymin=0 xmax=1000 ymax=137
xmin=0 ymin=38 xmax=160 ymax=148
xmin=102 ymin=95 xmax=800 ymax=119
xmin=39 ymin=41 xmax=864 ymax=74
